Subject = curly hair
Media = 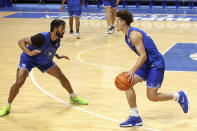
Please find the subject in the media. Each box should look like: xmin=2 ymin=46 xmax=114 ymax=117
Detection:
xmin=116 ymin=10 xmax=133 ymax=25
xmin=50 ymin=19 xmax=66 ymax=32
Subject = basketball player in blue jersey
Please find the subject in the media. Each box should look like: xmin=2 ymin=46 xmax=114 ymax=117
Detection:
xmin=61 ymin=0 xmax=85 ymax=39
xmin=103 ymin=0 xmax=119 ymax=34
xmin=116 ymin=10 xmax=189 ymax=127
xmin=0 ymin=19 xmax=88 ymax=117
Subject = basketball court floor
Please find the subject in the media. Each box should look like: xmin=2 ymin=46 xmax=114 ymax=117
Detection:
xmin=0 ymin=8 xmax=197 ymax=131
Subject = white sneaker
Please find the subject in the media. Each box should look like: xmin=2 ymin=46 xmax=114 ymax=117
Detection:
xmin=111 ymin=26 xmax=115 ymax=32
xmin=107 ymin=27 xmax=113 ymax=34
xmin=69 ymin=31 xmax=74 ymax=38
xmin=76 ymin=32 xmax=80 ymax=39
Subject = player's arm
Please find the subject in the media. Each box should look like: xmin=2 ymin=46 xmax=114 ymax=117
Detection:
xmin=18 ymin=37 xmax=40 ymax=56
xmin=18 ymin=33 xmax=44 ymax=56
xmin=61 ymin=0 xmax=67 ymax=10
xmin=126 ymin=31 xmax=147 ymax=82
xmin=18 ymin=37 xmax=33 ymax=56
xmin=130 ymin=31 xmax=147 ymax=73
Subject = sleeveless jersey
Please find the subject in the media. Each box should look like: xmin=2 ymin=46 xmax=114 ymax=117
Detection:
xmin=125 ymin=27 xmax=165 ymax=69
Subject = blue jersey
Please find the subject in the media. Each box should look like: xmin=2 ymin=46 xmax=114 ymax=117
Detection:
xmin=67 ymin=0 xmax=81 ymax=11
xmin=21 ymin=32 xmax=60 ymax=65
xmin=125 ymin=27 xmax=165 ymax=69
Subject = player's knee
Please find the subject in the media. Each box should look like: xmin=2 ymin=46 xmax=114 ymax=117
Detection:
xmin=147 ymin=94 xmax=158 ymax=102
xmin=57 ymin=72 xmax=66 ymax=80
xmin=15 ymin=78 xmax=25 ymax=87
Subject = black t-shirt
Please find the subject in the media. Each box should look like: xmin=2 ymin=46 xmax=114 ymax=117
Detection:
xmin=31 ymin=33 xmax=45 ymax=48
xmin=30 ymin=33 xmax=57 ymax=48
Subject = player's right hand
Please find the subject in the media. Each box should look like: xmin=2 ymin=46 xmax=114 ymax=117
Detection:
xmin=29 ymin=50 xmax=41 ymax=56
xmin=123 ymin=70 xmax=134 ymax=84
xmin=61 ymin=5 xmax=64 ymax=11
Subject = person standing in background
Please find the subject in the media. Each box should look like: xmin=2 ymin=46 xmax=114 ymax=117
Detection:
xmin=103 ymin=0 xmax=119 ymax=34
xmin=61 ymin=0 xmax=85 ymax=39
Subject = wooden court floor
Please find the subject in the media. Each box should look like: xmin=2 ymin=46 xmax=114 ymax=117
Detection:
xmin=0 ymin=12 xmax=197 ymax=131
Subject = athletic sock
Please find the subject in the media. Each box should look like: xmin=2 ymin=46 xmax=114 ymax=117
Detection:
xmin=70 ymin=92 xmax=76 ymax=98
xmin=173 ymin=93 xmax=180 ymax=101
xmin=130 ymin=107 xmax=139 ymax=117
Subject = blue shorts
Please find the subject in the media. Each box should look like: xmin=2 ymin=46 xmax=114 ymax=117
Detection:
xmin=18 ymin=58 xmax=56 ymax=73
xmin=135 ymin=66 xmax=165 ymax=88
xmin=103 ymin=0 xmax=117 ymax=8
xmin=68 ymin=11 xmax=81 ymax=17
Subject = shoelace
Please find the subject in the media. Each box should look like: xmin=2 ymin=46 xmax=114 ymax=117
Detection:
xmin=125 ymin=116 xmax=134 ymax=123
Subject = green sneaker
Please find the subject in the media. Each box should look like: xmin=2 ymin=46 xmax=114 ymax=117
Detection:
xmin=0 ymin=105 xmax=10 ymax=117
xmin=70 ymin=95 xmax=88 ymax=105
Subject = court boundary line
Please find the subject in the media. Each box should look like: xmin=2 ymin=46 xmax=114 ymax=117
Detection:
xmin=76 ymin=45 xmax=122 ymax=70
xmin=30 ymin=71 xmax=160 ymax=131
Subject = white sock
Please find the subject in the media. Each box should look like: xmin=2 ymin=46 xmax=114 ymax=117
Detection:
xmin=70 ymin=92 xmax=76 ymax=98
xmin=173 ymin=93 xmax=180 ymax=101
xmin=7 ymin=102 xmax=11 ymax=107
xmin=130 ymin=107 xmax=139 ymax=117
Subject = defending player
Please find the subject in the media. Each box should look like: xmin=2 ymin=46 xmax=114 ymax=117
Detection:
xmin=0 ymin=19 xmax=88 ymax=117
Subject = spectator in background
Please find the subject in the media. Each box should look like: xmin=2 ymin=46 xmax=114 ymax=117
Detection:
xmin=61 ymin=0 xmax=85 ymax=39
xmin=103 ymin=0 xmax=119 ymax=34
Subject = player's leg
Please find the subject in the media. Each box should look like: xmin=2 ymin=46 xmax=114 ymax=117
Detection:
xmin=43 ymin=63 xmax=88 ymax=105
xmin=146 ymin=68 xmax=189 ymax=113
xmin=0 ymin=60 xmax=31 ymax=117
xmin=111 ymin=8 xmax=116 ymax=32
xmin=8 ymin=69 xmax=29 ymax=104
xmin=47 ymin=65 xmax=74 ymax=93
xmin=103 ymin=0 xmax=113 ymax=34
xmin=120 ymin=76 xmax=143 ymax=127
xmin=69 ymin=17 xmax=74 ymax=34
xmin=111 ymin=0 xmax=117 ymax=32
xmin=105 ymin=7 xmax=113 ymax=34
xmin=120 ymin=67 xmax=147 ymax=127
xmin=105 ymin=6 xmax=112 ymax=27
xmin=125 ymin=77 xmax=142 ymax=109
xmin=74 ymin=11 xmax=81 ymax=39
xmin=75 ymin=16 xmax=80 ymax=39
xmin=146 ymin=68 xmax=172 ymax=101
xmin=68 ymin=11 xmax=74 ymax=35
xmin=147 ymin=88 xmax=174 ymax=101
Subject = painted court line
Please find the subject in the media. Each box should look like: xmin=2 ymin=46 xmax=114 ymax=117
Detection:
xmin=30 ymin=71 xmax=160 ymax=131
xmin=77 ymin=45 xmax=122 ymax=70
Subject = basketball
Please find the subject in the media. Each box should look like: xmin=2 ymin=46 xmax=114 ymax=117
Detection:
xmin=115 ymin=72 xmax=132 ymax=91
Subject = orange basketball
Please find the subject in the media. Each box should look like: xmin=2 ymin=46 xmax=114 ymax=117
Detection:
xmin=115 ymin=72 xmax=131 ymax=91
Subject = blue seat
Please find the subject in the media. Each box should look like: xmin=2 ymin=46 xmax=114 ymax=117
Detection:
xmin=0 ymin=0 xmax=12 ymax=7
